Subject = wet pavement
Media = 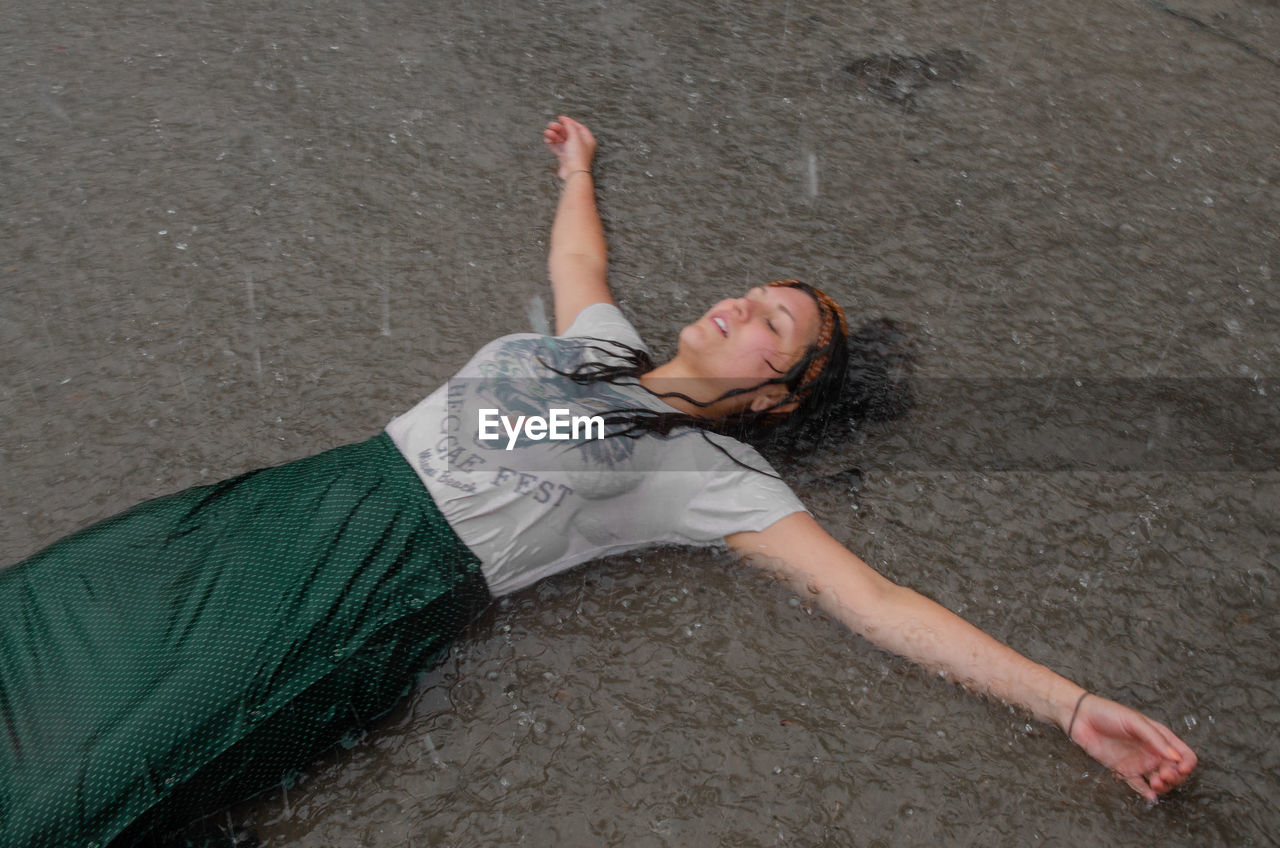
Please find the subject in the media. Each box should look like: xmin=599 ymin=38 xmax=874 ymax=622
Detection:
xmin=2 ymin=0 xmax=1278 ymax=844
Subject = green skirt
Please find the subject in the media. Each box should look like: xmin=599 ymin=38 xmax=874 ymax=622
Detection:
xmin=0 ymin=433 xmax=490 ymax=848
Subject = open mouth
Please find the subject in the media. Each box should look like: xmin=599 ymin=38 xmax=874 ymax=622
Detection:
xmin=711 ymin=316 xmax=728 ymax=336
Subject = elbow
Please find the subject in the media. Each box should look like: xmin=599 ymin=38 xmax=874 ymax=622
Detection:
xmin=549 ymin=251 xmax=607 ymax=277
xmin=820 ymin=564 xmax=901 ymax=630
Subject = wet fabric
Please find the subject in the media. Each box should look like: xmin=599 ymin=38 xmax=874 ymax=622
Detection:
xmin=0 ymin=433 xmax=490 ymax=848
xmin=386 ymin=303 xmax=808 ymax=596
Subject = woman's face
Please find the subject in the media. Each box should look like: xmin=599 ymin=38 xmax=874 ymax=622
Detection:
xmin=676 ymin=285 xmax=822 ymax=409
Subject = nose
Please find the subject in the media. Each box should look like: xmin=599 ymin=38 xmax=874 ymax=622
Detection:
xmin=729 ymin=297 xmax=751 ymax=321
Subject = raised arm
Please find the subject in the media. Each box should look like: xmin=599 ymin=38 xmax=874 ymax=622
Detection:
xmin=543 ymin=116 xmax=614 ymax=334
xmin=726 ymin=512 xmax=1197 ymax=801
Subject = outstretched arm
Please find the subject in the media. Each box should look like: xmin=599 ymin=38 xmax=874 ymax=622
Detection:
xmin=543 ymin=116 xmax=613 ymax=334
xmin=726 ymin=511 xmax=1197 ymax=801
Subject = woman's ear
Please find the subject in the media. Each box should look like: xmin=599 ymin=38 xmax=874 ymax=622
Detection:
xmin=749 ymin=386 xmax=799 ymax=414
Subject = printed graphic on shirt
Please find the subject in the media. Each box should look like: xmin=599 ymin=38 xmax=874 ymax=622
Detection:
xmin=410 ymin=333 xmax=684 ymax=511
xmin=460 ymin=335 xmax=665 ymax=468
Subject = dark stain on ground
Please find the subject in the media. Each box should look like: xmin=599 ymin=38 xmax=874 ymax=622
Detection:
xmin=843 ymin=49 xmax=974 ymax=105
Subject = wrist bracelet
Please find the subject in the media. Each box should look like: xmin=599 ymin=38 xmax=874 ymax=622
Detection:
xmin=562 ymin=169 xmax=591 ymax=182
xmin=1066 ymin=691 xmax=1089 ymax=740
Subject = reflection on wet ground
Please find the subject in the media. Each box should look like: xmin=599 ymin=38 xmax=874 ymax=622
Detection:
xmin=3 ymin=0 xmax=1277 ymax=844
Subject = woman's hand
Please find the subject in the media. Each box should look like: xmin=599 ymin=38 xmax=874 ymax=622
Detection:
xmin=1068 ymin=694 xmax=1198 ymax=801
xmin=543 ymin=116 xmax=597 ymax=181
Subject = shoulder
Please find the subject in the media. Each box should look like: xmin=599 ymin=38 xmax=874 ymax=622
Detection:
xmin=688 ymin=433 xmax=795 ymax=495
xmin=560 ymin=302 xmax=649 ymax=353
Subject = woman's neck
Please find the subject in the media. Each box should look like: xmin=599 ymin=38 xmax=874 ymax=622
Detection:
xmin=639 ymin=360 xmax=730 ymax=418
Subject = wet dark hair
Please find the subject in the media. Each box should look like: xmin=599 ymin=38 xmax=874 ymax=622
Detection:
xmin=757 ymin=316 xmax=916 ymax=456
xmin=545 ymin=283 xmax=914 ymax=473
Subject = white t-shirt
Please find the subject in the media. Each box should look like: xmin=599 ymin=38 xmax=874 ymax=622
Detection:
xmin=385 ymin=303 xmax=807 ymax=597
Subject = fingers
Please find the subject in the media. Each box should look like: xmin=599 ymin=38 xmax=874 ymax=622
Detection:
xmin=554 ymin=116 xmax=595 ymax=148
xmin=1118 ymin=754 xmax=1172 ymax=801
xmin=1132 ymin=717 xmax=1198 ymax=798
xmin=1130 ymin=733 xmax=1196 ymax=799
xmin=1139 ymin=716 xmax=1199 ymax=781
xmin=543 ymin=118 xmax=581 ymax=150
xmin=1134 ymin=756 xmax=1191 ymax=799
xmin=544 ymin=117 xmax=577 ymax=136
xmin=1123 ymin=772 xmax=1159 ymax=803
xmin=1152 ymin=759 xmax=1189 ymax=792
xmin=1156 ymin=723 xmax=1199 ymax=774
